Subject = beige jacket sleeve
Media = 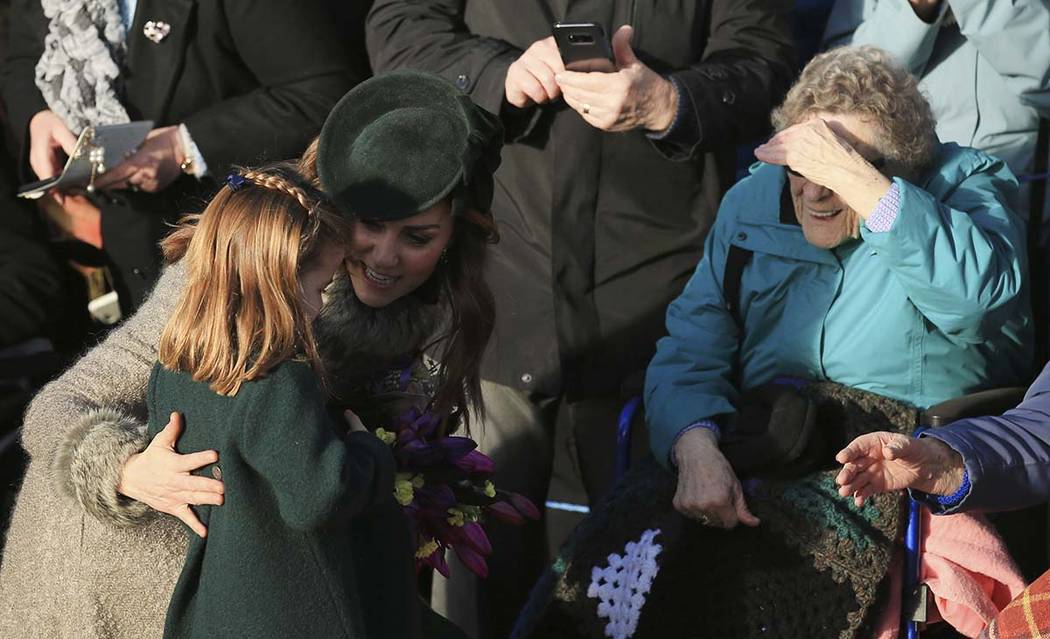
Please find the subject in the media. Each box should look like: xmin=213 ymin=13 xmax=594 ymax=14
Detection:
xmin=23 ymin=262 xmax=185 ymax=527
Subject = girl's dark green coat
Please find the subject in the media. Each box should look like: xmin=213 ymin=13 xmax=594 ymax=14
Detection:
xmin=147 ymin=360 xmax=406 ymax=638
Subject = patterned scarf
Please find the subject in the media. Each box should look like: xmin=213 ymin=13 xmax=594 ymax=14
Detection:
xmin=35 ymin=0 xmax=130 ymax=133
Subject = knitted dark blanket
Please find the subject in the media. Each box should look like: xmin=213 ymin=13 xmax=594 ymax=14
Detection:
xmin=513 ymin=383 xmax=918 ymax=639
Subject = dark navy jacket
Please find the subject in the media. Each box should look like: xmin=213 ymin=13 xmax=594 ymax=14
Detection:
xmin=924 ymin=362 xmax=1050 ymax=514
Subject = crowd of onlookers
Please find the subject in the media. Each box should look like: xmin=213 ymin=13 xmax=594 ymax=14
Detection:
xmin=0 ymin=1 xmax=1048 ymax=638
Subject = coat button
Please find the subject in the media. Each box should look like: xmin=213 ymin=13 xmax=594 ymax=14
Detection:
xmin=132 ymin=267 xmax=144 ymax=278
xmin=722 ymin=90 xmax=736 ymax=105
xmin=736 ymin=232 xmax=748 ymax=241
xmin=211 ymin=466 xmax=222 ymax=480
xmin=520 ymin=373 xmax=533 ymax=384
xmin=455 ymin=74 xmax=470 ymax=90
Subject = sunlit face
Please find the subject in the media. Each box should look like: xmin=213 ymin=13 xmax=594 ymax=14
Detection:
xmin=346 ymin=199 xmax=455 ymax=308
xmin=787 ymin=112 xmax=887 ymax=249
xmin=300 ymin=240 xmax=345 ymax=322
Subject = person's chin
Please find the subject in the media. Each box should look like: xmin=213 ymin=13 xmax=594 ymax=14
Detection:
xmin=348 ymin=272 xmax=397 ymax=308
xmin=356 ymin=288 xmax=397 ymax=308
xmin=802 ymin=227 xmax=845 ymax=250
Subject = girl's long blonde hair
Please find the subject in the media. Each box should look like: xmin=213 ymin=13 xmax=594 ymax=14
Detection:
xmin=158 ymin=162 xmax=349 ymax=395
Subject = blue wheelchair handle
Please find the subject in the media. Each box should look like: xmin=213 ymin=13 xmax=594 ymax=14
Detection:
xmin=615 ymin=396 xmax=643 ymax=482
xmin=905 ymin=497 xmax=922 ymax=639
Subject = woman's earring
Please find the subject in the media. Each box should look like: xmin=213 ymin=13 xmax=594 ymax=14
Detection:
xmin=440 ymin=248 xmax=449 ymax=264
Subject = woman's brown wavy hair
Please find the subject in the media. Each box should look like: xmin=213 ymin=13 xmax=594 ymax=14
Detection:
xmin=158 ymin=162 xmax=350 ymax=395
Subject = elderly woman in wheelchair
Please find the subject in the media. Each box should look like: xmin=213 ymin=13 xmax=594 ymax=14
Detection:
xmin=514 ymin=46 xmax=1033 ymax=639
xmin=648 ymin=44 xmax=1031 ymax=531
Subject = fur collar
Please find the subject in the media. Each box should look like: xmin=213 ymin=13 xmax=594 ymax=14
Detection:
xmin=313 ymin=272 xmax=444 ymax=399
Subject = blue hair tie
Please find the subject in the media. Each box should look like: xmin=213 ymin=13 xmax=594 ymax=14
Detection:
xmin=226 ymin=173 xmax=249 ymax=191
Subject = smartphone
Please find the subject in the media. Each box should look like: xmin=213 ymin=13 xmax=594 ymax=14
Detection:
xmin=552 ymin=22 xmax=615 ymax=73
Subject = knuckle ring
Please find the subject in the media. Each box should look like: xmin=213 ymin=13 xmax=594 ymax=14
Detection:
xmin=582 ymin=103 xmax=591 ymax=115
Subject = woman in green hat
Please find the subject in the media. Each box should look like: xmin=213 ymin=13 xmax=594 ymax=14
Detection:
xmin=0 ymin=71 xmax=502 ymax=639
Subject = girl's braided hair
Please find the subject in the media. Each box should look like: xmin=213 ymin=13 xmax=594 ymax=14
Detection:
xmin=159 ymin=161 xmax=350 ymax=395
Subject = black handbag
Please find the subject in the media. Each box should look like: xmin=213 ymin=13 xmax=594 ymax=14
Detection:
xmin=721 ymin=381 xmax=827 ymax=479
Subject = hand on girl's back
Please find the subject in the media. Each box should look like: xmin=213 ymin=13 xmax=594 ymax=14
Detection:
xmin=118 ymin=412 xmax=225 ymax=537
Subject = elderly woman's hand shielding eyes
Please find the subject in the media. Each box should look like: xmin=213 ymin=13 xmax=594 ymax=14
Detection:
xmin=755 ymin=118 xmax=893 ymax=220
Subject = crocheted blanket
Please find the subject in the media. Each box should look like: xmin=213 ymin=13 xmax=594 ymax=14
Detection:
xmin=513 ymin=383 xmax=918 ymax=639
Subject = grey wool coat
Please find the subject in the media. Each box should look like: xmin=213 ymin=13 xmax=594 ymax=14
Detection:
xmin=0 ymin=263 xmax=441 ymax=638
xmin=0 ymin=263 xmax=192 ymax=639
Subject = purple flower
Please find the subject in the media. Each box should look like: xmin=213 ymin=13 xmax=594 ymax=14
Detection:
xmin=460 ymin=522 xmax=493 ymax=555
xmin=454 ymin=544 xmax=489 ymax=579
xmin=452 ymin=450 xmax=495 ymax=477
xmin=507 ymin=492 xmax=541 ymax=520
xmin=486 ymin=501 xmax=524 ymax=525
xmin=378 ymin=405 xmax=533 ymax=578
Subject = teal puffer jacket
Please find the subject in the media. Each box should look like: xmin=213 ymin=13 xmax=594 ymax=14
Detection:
xmin=646 ymin=143 xmax=1033 ymax=466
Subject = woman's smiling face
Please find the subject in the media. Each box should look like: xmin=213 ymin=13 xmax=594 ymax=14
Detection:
xmin=787 ymin=112 xmax=886 ymax=249
xmin=345 ymin=199 xmax=454 ymax=307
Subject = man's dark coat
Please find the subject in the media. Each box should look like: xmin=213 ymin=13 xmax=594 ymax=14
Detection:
xmin=2 ymin=0 xmax=360 ymax=309
xmin=367 ymin=0 xmax=795 ymax=398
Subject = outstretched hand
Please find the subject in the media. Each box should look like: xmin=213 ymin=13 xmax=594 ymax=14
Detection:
xmin=835 ymin=432 xmax=966 ymax=507
xmin=118 ymin=412 xmax=224 ymax=537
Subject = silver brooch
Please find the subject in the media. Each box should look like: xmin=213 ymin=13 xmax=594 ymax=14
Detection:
xmin=143 ymin=20 xmax=171 ymax=44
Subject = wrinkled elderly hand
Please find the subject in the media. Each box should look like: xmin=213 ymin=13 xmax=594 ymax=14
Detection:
xmin=118 ymin=412 xmax=224 ymax=537
xmin=754 ymin=118 xmax=891 ymax=217
xmin=672 ymin=427 xmax=760 ymax=529
xmin=505 ymin=36 xmax=566 ymax=108
xmin=835 ymin=431 xmax=966 ymax=507
xmin=94 ymin=125 xmax=185 ymax=193
xmin=556 ymin=25 xmax=678 ymax=133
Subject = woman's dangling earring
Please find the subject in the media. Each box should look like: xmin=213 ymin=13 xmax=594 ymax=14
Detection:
xmin=440 ymin=248 xmax=449 ymax=264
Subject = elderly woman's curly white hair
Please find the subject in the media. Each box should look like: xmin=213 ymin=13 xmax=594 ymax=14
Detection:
xmin=772 ymin=46 xmax=938 ymax=175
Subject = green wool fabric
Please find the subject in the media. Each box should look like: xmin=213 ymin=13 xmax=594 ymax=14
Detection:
xmin=146 ymin=360 xmax=402 ymax=639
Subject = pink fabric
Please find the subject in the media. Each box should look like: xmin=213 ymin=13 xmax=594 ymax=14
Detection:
xmin=872 ymin=510 xmax=1026 ymax=639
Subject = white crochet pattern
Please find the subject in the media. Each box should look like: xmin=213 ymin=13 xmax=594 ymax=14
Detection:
xmin=587 ymin=528 xmax=662 ymax=639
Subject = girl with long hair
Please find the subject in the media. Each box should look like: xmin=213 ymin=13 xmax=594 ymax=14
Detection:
xmin=147 ymin=163 xmax=396 ymax=638
xmin=0 ymin=71 xmax=502 ymax=638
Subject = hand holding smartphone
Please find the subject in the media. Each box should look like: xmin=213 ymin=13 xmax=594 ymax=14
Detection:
xmin=552 ymin=22 xmax=615 ymax=73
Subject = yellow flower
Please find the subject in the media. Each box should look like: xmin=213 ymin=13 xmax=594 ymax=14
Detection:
xmin=411 ymin=474 xmax=425 ymax=489
xmin=447 ymin=508 xmax=466 ymax=527
xmin=415 ymin=538 xmax=440 ymax=559
xmin=374 ymin=428 xmax=396 ymax=445
xmin=484 ymin=480 xmax=496 ymax=498
xmin=394 ymin=473 xmax=415 ymax=506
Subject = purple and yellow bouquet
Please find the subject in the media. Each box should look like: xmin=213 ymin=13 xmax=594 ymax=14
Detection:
xmin=374 ymin=407 xmax=540 ymax=578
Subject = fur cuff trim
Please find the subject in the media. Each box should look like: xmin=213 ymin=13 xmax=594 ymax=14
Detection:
xmin=52 ymin=407 xmax=153 ymax=527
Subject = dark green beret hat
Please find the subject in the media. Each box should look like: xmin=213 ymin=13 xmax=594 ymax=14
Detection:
xmin=317 ymin=70 xmax=504 ymax=221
